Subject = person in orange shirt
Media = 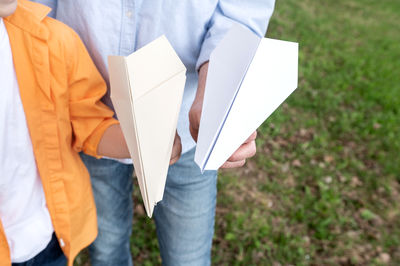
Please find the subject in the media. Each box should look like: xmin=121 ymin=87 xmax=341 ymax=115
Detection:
xmin=0 ymin=0 xmax=181 ymax=265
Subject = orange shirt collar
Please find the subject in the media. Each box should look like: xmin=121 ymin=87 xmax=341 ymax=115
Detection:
xmin=4 ymin=0 xmax=51 ymax=39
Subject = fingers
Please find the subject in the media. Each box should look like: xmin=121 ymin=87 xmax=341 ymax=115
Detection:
xmin=221 ymin=131 xmax=258 ymax=169
xmin=170 ymin=132 xmax=182 ymax=165
xmin=221 ymin=159 xmax=246 ymax=168
xmin=227 ymin=132 xmax=257 ymax=161
xmin=227 ymin=140 xmax=256 ymax=162
xmin=245 ymin=131 xmax=257 ymax=143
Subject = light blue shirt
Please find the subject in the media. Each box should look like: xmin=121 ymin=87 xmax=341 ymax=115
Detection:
xmin=35 ymin=0 xmax=275 ymax=153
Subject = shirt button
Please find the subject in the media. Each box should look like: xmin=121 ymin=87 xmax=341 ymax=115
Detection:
xmin=126 ymin=11 xmax=133 ymax=18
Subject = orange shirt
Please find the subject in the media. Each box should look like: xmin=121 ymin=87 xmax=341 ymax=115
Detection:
xmin=0 ymin=1 xmax=119 ymax=265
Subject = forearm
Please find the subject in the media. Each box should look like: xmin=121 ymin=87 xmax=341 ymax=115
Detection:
xmin=97 ymin=124 xmax=130 ymax=158
xmin=194 ymin=61 xmax=209 ymax=103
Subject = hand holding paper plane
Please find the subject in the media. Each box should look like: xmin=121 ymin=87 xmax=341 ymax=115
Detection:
xmin=195 ymin=24 xmax=299 ymax=172
xmin=108 ymin=36 xmax=186 ymax=217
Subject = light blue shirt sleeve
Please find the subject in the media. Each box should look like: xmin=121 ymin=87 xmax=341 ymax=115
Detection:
xmin=196 ymin=0 xmax=276 ymax=70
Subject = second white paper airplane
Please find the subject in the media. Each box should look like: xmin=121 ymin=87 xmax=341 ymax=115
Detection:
xmin=108 ymin=36 xmax=186 ymax=217
xmin=195 ymin=24 xmax=299 ymax=171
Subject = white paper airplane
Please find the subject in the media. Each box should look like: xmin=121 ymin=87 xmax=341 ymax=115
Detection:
xmin=108 ymin=36 xmax=186 ymax=217
xmin=195 ymin=24 xmax=298 ymax=172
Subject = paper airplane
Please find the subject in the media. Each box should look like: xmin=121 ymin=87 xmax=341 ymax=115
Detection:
xmin=108 ymin=36 xmax=186 ymax=217
xmin=195 ymin=24 xmax=298 ymax=171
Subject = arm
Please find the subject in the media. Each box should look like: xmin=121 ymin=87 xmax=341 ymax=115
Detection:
xmin=66 ymin=28 xmax=181 ymax=163
xmin=190 ymin=0 xmax=275 ymax=168
xmin=97 ymin=124 xmax=130 ymax=158
xmin=97 ymin=125 xmax=182 ymax=164
xmin=189 ymin=62 xmax=256 ymax=168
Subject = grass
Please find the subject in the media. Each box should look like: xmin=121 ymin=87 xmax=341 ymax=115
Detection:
xmin=75 ymin=0 xmax=400 ymax=265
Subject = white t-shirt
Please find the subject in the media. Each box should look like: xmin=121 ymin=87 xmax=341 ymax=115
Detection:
xmin=0 ymin=18 xmax=54 ymax=263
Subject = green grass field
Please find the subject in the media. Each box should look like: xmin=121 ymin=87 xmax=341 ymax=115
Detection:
xmin=75 ymin=0 xmax=400 ymax=265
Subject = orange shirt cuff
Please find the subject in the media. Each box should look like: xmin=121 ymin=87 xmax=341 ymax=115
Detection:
xmin=82 ymin=118 xmax=120 ymax=159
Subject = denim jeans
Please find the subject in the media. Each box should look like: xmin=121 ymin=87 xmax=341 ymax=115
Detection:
xmin=80 ymin=147 xmax=218 ymax=266
xmin=12 ymin=233 xmax=67 ymax=266
xmin=80 ymin=153 xmax=134 ymax=266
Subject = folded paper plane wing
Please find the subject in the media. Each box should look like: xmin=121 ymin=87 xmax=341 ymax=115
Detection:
xmin=108 ymin=36 xmax=186 ymax=217
xmin=195 ymin=24 xmax=298 ymax=171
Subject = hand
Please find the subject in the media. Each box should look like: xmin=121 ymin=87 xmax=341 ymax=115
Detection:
xmin=220 ymin=131 xmax=257 ymax=168
xmin=170 ymin=132 xmax=182 ymax=165
xmin=189 ymin=61 xmax=258 ymax=169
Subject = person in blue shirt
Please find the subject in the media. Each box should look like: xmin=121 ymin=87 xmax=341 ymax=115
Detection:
xmin=33 ymin=0 xmax=276 ymax=265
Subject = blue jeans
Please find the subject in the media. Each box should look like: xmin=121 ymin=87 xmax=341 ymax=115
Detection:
xmin=80 ymin=148 xmax=217 ymax=266
xmin=12 ymin=233 xmax=67 ymax=266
